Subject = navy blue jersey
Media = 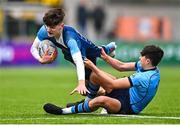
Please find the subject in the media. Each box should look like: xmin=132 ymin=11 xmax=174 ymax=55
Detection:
xmin=37 ymin=25 xmax=101 ymax=64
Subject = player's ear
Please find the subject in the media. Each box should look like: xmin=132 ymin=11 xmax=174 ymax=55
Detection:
xmin=60 ymin=23 xmax=64 ymax=28
xmin=146 ymin=58 xmax=151 ymax=65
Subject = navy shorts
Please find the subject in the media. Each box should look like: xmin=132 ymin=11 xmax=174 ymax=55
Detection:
xmin=105 ymin=88 xmax=135 ymax=114
xmin=85 ymin=56 xmax=97 ymax=80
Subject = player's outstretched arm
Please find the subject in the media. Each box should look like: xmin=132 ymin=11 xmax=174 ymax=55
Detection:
xmin=67 ymin=39 xmax=89 ymax=95
xmin=101 ymin=49 xmax=135 ymax=71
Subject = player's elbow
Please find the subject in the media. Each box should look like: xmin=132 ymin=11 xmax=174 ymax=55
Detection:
xmin=107 ymin=80 xmax=116 ymax=89
xmin=109 ymin=79 xmax=124 ymax=90
xmin=117 ymin=65 xmax=128 ymax=72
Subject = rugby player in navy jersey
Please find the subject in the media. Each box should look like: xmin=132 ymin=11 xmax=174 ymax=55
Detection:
xmin=30 ymin=8 xmax=116 ymax=97
xmin=43 ymin=45 xmax=164 ymax=115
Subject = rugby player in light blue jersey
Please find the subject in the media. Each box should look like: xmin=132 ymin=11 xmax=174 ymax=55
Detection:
xmin=43 ymin=45 xmax=164 ymax=115
xmin=30 ymin=8 xmax=116 ymax=97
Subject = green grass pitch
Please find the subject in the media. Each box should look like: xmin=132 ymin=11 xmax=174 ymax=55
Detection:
xmin=0 ymin=66 xmax=180 ymax=124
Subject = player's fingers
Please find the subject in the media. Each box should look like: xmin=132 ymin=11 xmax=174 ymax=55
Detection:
xmin=42 ymin=56 xmax=50 ymax=62
xmin=54 ymin=49 xmax=58 ymax=55
xmin=85 ymin=89 xmax=90 ymax=95
xmin=80 ymin=89 xmax=84 ymax=95
xmin=84 ymin=61 xmax=87 ymax=67
xmin=81 ymin=90 xmax=86 ymax=95
xmin=50 ymin=50 xmax=56 ymax=58
xmin=50 ymin=51 xmax=54 ymax=58
xmin=81 ymin=88 xmax=89 ymax=95
xmin=86 ymin=89 xmax=90 ymax=94
xmin=81 ymin=89 xmax=85 ymax=95
xmin=84 ymin=59 xmax=90 ymax=66
xmin=70 ymin=90 xmax=75 ymax=95
xmin=101 ymin=48 xmax=105 ymax=53
xmin=79 ymin=90 xmax=83 ymax=95
xmin=44 ymin=48 xmax=50 ymax=55
xmin=102 ymin=48 xmax=107 ymax=55
xmin=50 ymin=50 xmax=58 ymax=62
xmin=84 ymin=58 xmax=88 ymax=61
xmin=84 ymin=88 xmax=89 ymax=95
xmin=101 ymin=49 xmax=107 ymax=59
xmin=70 ymin=89 xmax=77 ymax=95
xmin=84 ymin=59 xmax=90 ymax=64
xmin=77 ymin=88 xmax=83 ymax=95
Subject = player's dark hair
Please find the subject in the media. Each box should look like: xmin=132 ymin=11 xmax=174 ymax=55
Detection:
xmin=141 ymin=45 xmax=164 ymax=66
xmin=43 ymin=8 xmax=65 ymax=27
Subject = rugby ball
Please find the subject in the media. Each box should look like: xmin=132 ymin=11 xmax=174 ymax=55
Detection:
xmin=38 ymin=39 xmax=58 ymax=61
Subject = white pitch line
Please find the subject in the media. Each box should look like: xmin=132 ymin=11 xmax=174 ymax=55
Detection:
xmin=0 ymin=117 xmax=78 ymax=121
xmin=106 ymin=114 xmax=180 ymax=120
xmin=1 ymin=114 xmax=180 ymax=121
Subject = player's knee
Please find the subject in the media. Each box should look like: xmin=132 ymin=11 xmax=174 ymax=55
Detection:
xmin=94 ymin=96 xmax=108 ymax=106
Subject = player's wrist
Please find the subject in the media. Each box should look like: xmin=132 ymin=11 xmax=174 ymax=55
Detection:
xmin=78 ymin=80 xmax=85 ymax=85
xmin=38 ymin=58 xmax=43 ymax=62
xmin=103 ymin=55 xmax=109 ymax=62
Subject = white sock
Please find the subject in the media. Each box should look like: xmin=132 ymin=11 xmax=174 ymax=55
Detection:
xmin=62 ymin=107 xmax=72 ymax=114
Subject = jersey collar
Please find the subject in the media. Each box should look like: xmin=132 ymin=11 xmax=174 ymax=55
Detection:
xmin=141 ymin=67 xmax=157 ymax=72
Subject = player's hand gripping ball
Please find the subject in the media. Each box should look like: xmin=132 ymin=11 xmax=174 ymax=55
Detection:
xmin=38 ymin=39 xmax=58 ymax=64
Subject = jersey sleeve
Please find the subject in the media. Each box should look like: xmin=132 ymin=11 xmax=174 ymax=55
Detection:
xmin=30 ymin=37 xmax=41 ymax=60
xmin=67 ymin=38 xmax=80 ymax=54
xmin=31 ymin=25 xmax=49 ymax=61
xmin=128 ymin=73 xmax=143 ymax=87
xmin=129 ymin=71 xmax=149 ymax=88
xmin=67 ymin=38 xmax=85 ymax=81
xmin=37 ymin=25 xmax=49 ymax=41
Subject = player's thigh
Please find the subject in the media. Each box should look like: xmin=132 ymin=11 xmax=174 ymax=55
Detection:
xmin=90 ymin=72 xmax=115 ymax=92
xmin=90 ymin=71 xmax=116 ymax=85
xmin=103 ymin=71 xmax=117 ymax=80
xmin=89 ymin=96 xmax=121 ymax=113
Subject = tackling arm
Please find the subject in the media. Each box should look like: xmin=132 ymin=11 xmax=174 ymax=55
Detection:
xmin=101 ymin=49 xmax=136 ymax=71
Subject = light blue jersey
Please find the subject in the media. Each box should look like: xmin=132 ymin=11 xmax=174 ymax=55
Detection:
xmin=128 ymin=61 xmax=160 ymax=113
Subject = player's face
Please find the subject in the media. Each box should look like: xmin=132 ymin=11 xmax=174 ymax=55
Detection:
xmin=139 ymin=56 xmax=151 ymax=68
xmin=45 ymin=23 xmax=64 ymax=37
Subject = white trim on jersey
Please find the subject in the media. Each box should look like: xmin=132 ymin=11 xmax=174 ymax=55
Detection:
xmin=55 ymin=34 xmax=67 ymax=48
xmin=72 ymin=51 xmax=85 ymax=81
xmin=30 ymin=37 xmax=41 ymax=60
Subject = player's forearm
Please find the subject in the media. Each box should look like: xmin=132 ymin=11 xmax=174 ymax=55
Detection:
xmin=104 ymin=56 xmax=126 ymax=71
xmin=72 ymin=52 xmax=85 ymax=82
xmin=31 ymin=46 xmax=41 ymax=61
xmin=30 ymin=37 xmax=41 ymax=61
xmin=68 ymin=39 xmax=85 ymax=82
